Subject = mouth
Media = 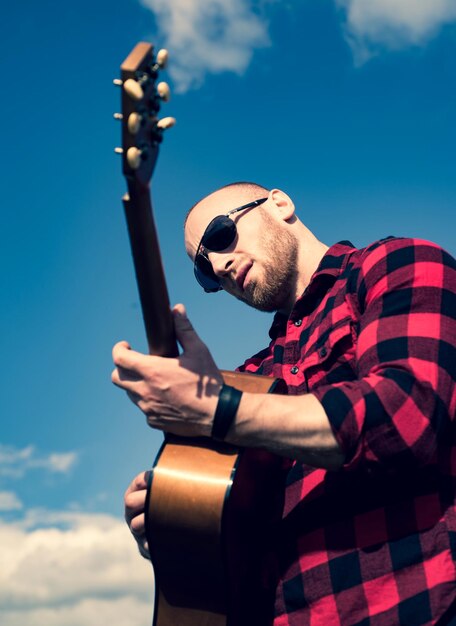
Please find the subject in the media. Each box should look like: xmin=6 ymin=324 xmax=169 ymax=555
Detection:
xmin=235 ymin=262 xmax=252 ymax=291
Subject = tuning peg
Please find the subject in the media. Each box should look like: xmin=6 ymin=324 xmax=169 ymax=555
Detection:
xmin=157 ymin=81 xmax=171 ymax=102
xmin=113 ymin=79 xmax=123 ymax=86
xmin=156 ymin=49 xmax=169 ymax=69
xmin=123 ymin=78 xmax=144 ymax=101
xmin=114 ymin=147 xmax=124 ymax=154
xmin=113 ymin=113 xmax=123 ymax=120
xmin=127 ymin=112 xmax=142 ymax=134
xmin=126 ymin=146 xmax=144 ymax=169
xmin=156 ymin=116 xmax=176 ymax=130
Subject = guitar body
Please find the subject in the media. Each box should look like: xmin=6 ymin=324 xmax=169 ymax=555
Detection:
xmin=115 ymin=43 xmax=286 ymax=626
xmin=147 ymin=372 xmax=287 ymax=626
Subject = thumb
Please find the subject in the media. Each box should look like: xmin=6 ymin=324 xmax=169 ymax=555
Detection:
xmin=172 ymin=304 xmax=204 ymax=353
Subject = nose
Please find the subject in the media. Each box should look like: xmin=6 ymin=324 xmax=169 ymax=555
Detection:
xmin=208 ymin=249 xmax=234 ymax=279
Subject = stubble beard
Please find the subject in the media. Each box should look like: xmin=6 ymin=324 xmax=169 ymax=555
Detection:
xmin=236 ymin=220 xmax=299 ymax=313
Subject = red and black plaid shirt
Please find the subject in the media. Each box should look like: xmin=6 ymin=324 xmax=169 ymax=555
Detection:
xmin=239 ymin=238 xmax=456 ymax=626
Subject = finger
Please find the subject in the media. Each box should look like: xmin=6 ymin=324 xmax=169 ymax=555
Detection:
xmin=172 ymin=304 xmax=205 ymax=352
xmin=125 ymin=482 xmax=148 ymax=506
xmin=138 ymin=539 xmax=151 ymax=560
xmin=130 ymin=512 xmax=146 ymax=536
xmin=112 ymin=341 xmax=148 ymax=371
xmin=111 ymin=367 xmax=142 ymax=390
xmin=125 ymin=471 xmax=150 ymax=497
xmin=125 ymin=472 xmax=149 ymax=524
xmin=112 ymin=340 xmax=130 ymax=359
xmin=125 ymin=488 xmax=148 ymax=520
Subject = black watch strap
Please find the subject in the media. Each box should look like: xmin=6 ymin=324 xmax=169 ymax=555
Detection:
xmin=211 ymin=384 xmax=243 ymax=441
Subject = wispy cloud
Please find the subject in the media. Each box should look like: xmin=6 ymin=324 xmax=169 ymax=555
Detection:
xmin=141 ymin=0 xmax=271 ymax=92
xmin=336 ymin=0 xmax=456 ymax=62
xmin=139 ymin=0 xmax=456 ymax=92
xmin=0 ymin=444 xmax=78 ymax=479
xmin=0 ymin=509 xmax=152 ymax=626
xmin=0 ymin=491 xmax=23 ymax=511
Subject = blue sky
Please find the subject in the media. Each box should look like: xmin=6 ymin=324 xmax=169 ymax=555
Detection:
xmin=1 ymin=1 xmax=455 ymax=623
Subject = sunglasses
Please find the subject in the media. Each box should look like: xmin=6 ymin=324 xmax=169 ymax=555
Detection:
xmin=193 ymin=197 xmax=268 ymax=292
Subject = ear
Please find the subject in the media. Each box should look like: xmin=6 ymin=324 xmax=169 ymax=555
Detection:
xmin=269 ymin=189 xmax=296 ymax=221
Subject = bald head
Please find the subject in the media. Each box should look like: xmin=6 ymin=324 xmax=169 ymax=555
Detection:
xmin=184 ymin=182 xmax=272 ymax=262
xmin=184 ymin=181 xmax=269 ymax=229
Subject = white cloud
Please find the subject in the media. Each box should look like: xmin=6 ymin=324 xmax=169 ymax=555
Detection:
xmin=0 ymin=597 xmax=151 ymax=626
xmin=137 ymin=0 xmax=456 ymax=91
xmin=0 ymin=509 xmax=153 ymax=626
xmin=46 ymin=451 xmax=77 ymax=473
xmin=0 ymin=444 xmax=78 ymax=478
xmin=336 ymin=0 xmax=456 ymax=62
xmin=0 ymin=491 xmax=23 ymax=511
xmin=141 ymin=0 xmax=271 ymax=91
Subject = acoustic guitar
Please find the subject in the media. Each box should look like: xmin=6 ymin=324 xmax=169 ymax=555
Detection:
xmin=115 ymin=42 xmax=287 ymax=626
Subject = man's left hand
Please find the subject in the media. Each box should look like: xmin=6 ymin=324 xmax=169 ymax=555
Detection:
xmin=111 ymin=304 xmax=223 ymax=437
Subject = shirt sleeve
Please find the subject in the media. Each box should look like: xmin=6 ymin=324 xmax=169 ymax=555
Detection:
xmin=311 ymin=238 xmax=456 ymax=471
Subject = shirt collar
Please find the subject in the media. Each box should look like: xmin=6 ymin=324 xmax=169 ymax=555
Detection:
xmin=309 ymin=240 xmax=356 ymax=280
xmin=269 ymin=241 xmax=357 ymax=339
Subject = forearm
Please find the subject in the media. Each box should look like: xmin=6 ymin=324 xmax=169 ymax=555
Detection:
xmin=225 ymin=391 xmax=345 ymax=470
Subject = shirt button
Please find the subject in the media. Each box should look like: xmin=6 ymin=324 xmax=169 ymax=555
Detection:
xmin=290 ymin=366 xmax=299 ymax=375
xmin=319 ymin=347 xmax=328 ymax=358
xmin=294 ymin=319 xmax=302 ymax=327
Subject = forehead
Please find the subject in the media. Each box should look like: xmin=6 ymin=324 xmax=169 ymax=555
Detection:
xmin=184 ymin=188 xmax=252 ymax=258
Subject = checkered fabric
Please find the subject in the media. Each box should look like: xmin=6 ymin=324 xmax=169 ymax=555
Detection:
xmin=239 ymin=238 xmax=456 ymax=625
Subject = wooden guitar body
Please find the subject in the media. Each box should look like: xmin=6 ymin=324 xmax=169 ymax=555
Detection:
xmin=147 ymin=372 xmax=287 ymax=626
xmin=115 ymin=43 xmax=287 ymax=626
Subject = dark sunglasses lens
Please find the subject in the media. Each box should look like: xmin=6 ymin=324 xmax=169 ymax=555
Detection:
xmin=194 ymin=215 xmax=238 ymax=292
xmin=202 ymin=216 xmax=237 ymax=251
xmin=194 ymin=254 xmax=221 ymax=292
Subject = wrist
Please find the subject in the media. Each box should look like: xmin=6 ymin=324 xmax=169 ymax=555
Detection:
xmin=211 ymin=384 xmax=243 ymax=441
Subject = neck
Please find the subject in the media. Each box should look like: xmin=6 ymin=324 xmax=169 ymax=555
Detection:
xmin=279 ymin=232 xmax=328 ymax=316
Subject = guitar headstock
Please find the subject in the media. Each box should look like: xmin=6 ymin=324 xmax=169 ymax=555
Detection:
xmin=114 ymin=42 xmax=175 ymax=188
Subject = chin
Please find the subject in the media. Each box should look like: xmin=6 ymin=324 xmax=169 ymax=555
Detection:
xmin=239 ymin=282 xmax=288 ymax=313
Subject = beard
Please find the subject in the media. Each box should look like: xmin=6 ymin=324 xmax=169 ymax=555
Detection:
xmin=234 ymin=215 xmax=299 ymax=313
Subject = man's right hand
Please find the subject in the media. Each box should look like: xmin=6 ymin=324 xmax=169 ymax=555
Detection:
xmin=124 ymin=471 xmax=151 ymax=560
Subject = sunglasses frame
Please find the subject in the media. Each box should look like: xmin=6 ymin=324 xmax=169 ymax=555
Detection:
xmin=194 ymin=197 xmax=269 ymax=292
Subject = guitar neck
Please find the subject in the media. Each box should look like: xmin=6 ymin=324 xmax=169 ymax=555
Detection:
xmin=123 ymin=182 xmax=178 ymax=358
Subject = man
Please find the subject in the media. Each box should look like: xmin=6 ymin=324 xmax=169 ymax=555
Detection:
xmin=112 ymin=182 xmax=456 ymax=625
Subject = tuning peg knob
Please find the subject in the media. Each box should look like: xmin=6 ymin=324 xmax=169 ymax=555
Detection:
xmin=156 ymin=49 xmax=169 ymax=69
xmin=113 ymin=78 xmax=123 ymax=86
xmin=156 ymin=116 xmax=176 ymax=130
xmin=113 ymin=113 xmax=123 ymax=120
xmin=114 ymin=147 xmax=124 ymax=154
xmin=157 ymin=81 xmax=171 ymax=102
xmin=126 ymin=146 xmax=144 ymax=169
xmin=123 ymin=78 xmax=144 ymax=101
xmin=127 ymin=112 xmax=142 ymax=134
